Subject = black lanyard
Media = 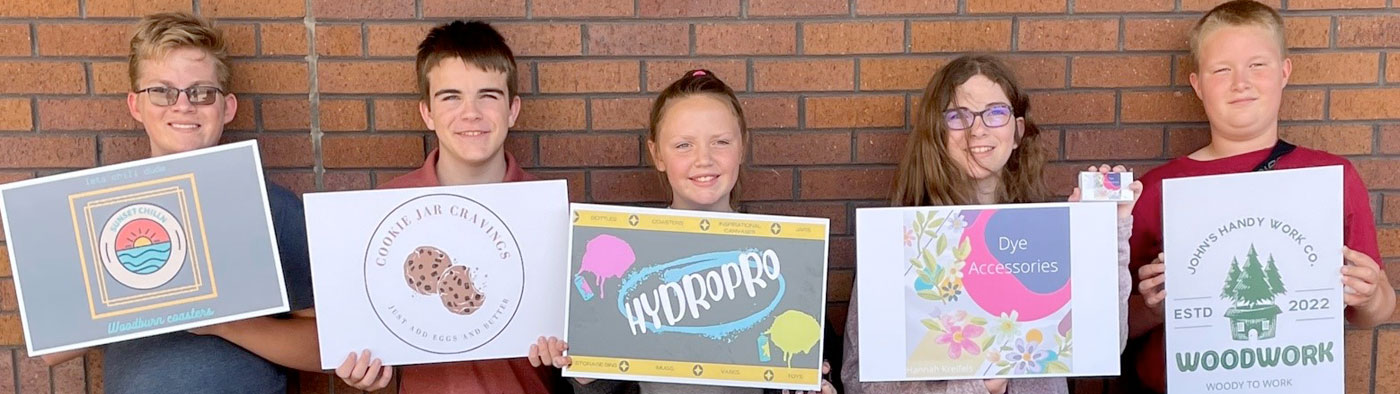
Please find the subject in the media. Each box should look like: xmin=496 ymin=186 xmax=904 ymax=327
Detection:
xmin=1252 ymin=140 xmax=1296 ymax=172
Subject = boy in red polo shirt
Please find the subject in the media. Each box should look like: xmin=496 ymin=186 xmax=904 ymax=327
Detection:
xmin=331 ymin=20 xmax=554 ymax=394
xmin=1125 ymin=2 xmax=1394 ymax=392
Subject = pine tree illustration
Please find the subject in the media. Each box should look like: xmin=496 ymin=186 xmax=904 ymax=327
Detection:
xmin=1263 ymin=254 xmax=1287 ymax=296
xmin=1221 ymin=257 xmax=1243 ymax=302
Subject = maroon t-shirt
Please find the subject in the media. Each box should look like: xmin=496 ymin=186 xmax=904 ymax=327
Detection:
xmin=1126 ymin=145 xmax=1381 ymax=393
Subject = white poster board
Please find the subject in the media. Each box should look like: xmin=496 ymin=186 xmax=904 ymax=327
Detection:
xmin=1164 ymin=166 xmax=1344 ymax=393
xmin=305 ymin=180 xmax=569 ymax=369
xmin=856 ymin=202 xmax=1121 ymax=382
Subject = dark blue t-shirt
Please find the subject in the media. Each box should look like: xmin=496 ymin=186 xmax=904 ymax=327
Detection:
xmin=103 ymin=182 xmax=315 ymax=394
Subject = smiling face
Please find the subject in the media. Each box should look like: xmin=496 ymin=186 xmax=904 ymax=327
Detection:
xmin=127 ymin=47 xmax=236 ymax=157
xmin=647 ymin=94 xmax=744 ymax=212
xmin=944 ymin=74 xmax=1023 ymax=181
xmin=418 ymin=57 xmax=521 ymax=171
xmin=1190 ymin=25 xmax=1291 ymax=144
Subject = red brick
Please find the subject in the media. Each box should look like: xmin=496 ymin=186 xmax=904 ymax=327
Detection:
xmin=313 ymin=0 xmax=414 ymax=18
xmin=1180 ymin=0 xmax=1279 ymax=11
xmin=1283 ymin=17 xmax=1332 ymax=50
xmin=0 ymin=279 xmax=15 ymax=311
xmin=590 ymin=169 xmax=668 ymax=203
xmin=855 ymin=131 xmax=906 ymax=164
xmin=504 ymin=135 xmax=535 ymax=168
xmin=1125 ymin=18 xmax=1193 ymax=51
xmin=258 ymin=99 xmax=309 ymax=131
xmin=749 ymin=0 xmax=848 ymax=16
xmin=738 ymin=168 xmax=794 ymax=201
xmin=751 ymin=131 xmax=852 ymax=165
xmin=499 ymin=24 xmax=584 ymax=57
xmin=1385 ymin=194 xmax=1400 ymax=224
xmin=1074 ymin=0 xmax=1170 ymax=12
xmin=1382 ymin=125 xmax=1400 ymax=154
xmin=423 ymin=0 xmax=526 ymax=17
xmin=0 ymin=99 xmax=32 ymax=131
xmin=88 ymin=0 xmax=189 ymax=16
xmin=1333 ymin=89 xmax=1400 ymax=120
xmin=1030 ymin=91 xmax=1116 ymax=125
xmin=801 ymin=168 xmax=895 ymax=200
xmin=203 ymin=0 xmax=305 ymax=17
xmin=746 ymin=202 xmax=848 ymax=234
xmin=1167 ymin=127 xmax=1210 ymax=157
xmin=323 ymin=135 xmax=425 ymax=168
xmin=224 ymin=134 xmax=314 ymax=168
xmin=38 ymin=23 xmax=129 ymax=56
xmin=0 ymin=0 xmax=76 ymax=17
xmin=1019 ymin=19 xmax=1118 ymax=52
xmin=967 ymin=0 xmax=1065 ymax=13
xmin=1072 ymin=56 xmax=1172 ymax=88
xmin=1065 ymin=128 xmax=1163 ymax=160
xmin=639 ymin=0 xmax=738 ymax=17
xmin=0 ymin=62 xmax=85 ymax=94
xmin=828 ymin=269 xmax=853 ymax=302
xmin=0 ymin=136 xmax=95 ymax=168
xmin=1356 ymin=160 xmax=1400 ymax=191
xmin=1005 ymin=56 xmax=1067 ymax=90
xmin=260 ymin=23 xmax=308 ymax=56
xmin=318 ymin=62 xmax=415 ymax=94
xmin=230 ymin=62 xmax=310 ymax=94
xmin=1293 ymin=0 xmax=1386 ymax=10
xmin=1383 ymin=228 xmax=1400 ymax=258
xmin=855 ymin=0 xmax=956 ymax=15
xmin=588 ymin=24 xmax=688 ymax=56
xmin=696 ymin=23 xmax=796 ymax=55
xmin=805 ymin=95 xmax=905 ymax=128
xmin=99 ymin=134 xmax=149 ymax=165
xmin=16 ymin=348 xmax=46 ymax=390
xmin=911 ymin=20 xmax=1012 ymax=52
xmin=538 ymin=61 xmax=639 ymax=93
xmin=320 ymin=99 xmax=368 ymax=132
xmin=0 ymin=248 xmax=8 ymax=275
xmin=645 ymin=60 xmax=747 ymax=92
xmin=39 ymin=98 xmax=138 ymax=131
xmin=52 ymin=355 xmax=83 ymax=394
xmin=1122 ymin=91 xmax=1206 ymax=123
xmin=365 ymin=24 xmax=431 ymax=57
xmin=373 ymin=99 xmax=422 ymax=131
xmin=534 ymin=0 xmax=633 ymax=17
xmin=1346 ymin=329 xmax=1375 ymax=394
xmin=1388 ymin=53 xmax=1400 ymax=83
xmin=591 ymin=98 xmax=650 ymax=131
xmin=531 ymin=170 xmax=585 ymax=202
xmin=1279 ymin=125 xmax=1373 ymax=156
xmin=740 ymin=96 xmax=798 ymax=129
xmin=1289 ymin=52 xmax=1381 ymax=85
xmin=803 ymin=21 xmax=904 ymax=55
xmin=1339 ymin=16 xmax=1400 ymax=48
xmin=0 ymin=24 xmax=31 ymax=56
xmin=221 ymin=23 xmax=257 ymax=57
xmin=92 ymin=61 xmax=129 ymax=95
xmin=1036 ymin=129 xmax=1063 ymax=160
xmin=314 ymin=24 xmax=363 ymax=57
xmin=325 ymin=171 xmax=374 ymax=193
xmin=754 ymin=59 xmax=855 ymax=92
xmin=859 ymin=58 xmax=947 ymax=91
xmin=515 ymin=98 xmax=586 ymax=131
xmin=539 ymin=134 xmax=639 ymax=167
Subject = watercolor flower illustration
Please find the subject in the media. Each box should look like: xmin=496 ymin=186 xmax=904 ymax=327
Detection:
xmin=989 ymin=311 xmax=1022 ymax=339
xmin=935 ymin=322 xmax=984 ymax=359
xmin=1001 ymin=338 xmax=1050 ymax=374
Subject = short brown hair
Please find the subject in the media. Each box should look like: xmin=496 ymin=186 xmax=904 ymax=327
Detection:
xmin=891 ymin=55 xmax=1050 ymax=207
xmin=1189 ymin=0 xmax=1287 ymax=71
xmin=415 ymin=21 xmax=518 ymax=102
xmin=647 ymin=70 xmax=748 ymax=210
xmin=128 ymin=12 xmax=230 ymax=91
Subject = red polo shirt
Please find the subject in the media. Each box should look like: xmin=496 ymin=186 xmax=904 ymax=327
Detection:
xmin=379 ymin=149 xmax=553 ymax=394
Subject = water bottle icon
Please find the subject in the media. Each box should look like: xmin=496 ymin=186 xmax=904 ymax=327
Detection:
xmin=757 ymin=333 xmax=772 ymax=363
xmin=575 ymin=274 xmax=595 ymax=301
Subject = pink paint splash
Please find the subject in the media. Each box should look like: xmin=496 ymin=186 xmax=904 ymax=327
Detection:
xmin=959 ymin=211 xmax=1071 ymax=321
xmin=579 ymin=234 xmax=635 ymax=299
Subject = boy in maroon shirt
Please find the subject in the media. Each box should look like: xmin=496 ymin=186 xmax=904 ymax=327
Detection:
xmin=1125 ymin=2 xmax=1394 ymax=392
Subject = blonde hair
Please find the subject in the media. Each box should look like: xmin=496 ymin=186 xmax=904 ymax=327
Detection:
xmin=128 ymin=12 xmax=230 ymax=91
xmin=1188 ymin=0 xmax=1287 ymax=71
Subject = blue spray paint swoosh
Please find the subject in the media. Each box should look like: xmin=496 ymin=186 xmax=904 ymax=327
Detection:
xmin=615 ymin=249 xmax=786 ymax=341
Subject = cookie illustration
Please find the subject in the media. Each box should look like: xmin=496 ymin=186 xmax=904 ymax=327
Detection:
xmin=438 ymin=265 xmax=485 ymax=315
xmin=404 ymin=246 xmax=451 ymax=295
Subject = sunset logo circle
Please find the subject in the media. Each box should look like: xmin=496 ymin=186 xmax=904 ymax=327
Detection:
xmin=99 ymin=203 xmax=187 ymax=289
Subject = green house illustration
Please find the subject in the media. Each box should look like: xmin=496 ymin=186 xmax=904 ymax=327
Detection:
xmin=1219 ymin=244 xmax=1287 ymax=341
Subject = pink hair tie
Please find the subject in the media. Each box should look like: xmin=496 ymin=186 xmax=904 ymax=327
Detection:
xmin=690 ymin=70 xmax=708 ymax=77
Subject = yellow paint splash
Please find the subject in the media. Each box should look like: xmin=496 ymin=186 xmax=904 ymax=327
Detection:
xmin=764 ymin=310 xmax=821 ymax=367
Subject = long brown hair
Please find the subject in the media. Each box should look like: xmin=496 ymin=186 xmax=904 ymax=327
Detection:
xmin=891 ymin=55 xmax=1050 ymax=207
xmin=647 ymin=69 xmax=748 ymax=210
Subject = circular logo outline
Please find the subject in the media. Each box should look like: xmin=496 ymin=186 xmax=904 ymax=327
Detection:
xmin=362 ymin=193 xmax=526 ymax=354
xmin=98 ymin=203 xmax=187 ymax=290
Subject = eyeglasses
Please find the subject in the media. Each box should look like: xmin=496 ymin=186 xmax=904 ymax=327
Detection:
xmin=135 ymin=86 xmax=227 ymax=107
xmin=943 ymin=103 xmax=1013 ymax=130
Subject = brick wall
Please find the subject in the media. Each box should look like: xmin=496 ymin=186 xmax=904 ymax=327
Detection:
xmin=0 ymin=0 xmax=1396 ymax=393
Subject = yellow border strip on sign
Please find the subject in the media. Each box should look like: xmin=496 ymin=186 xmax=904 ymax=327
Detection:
xmin=572 ymin=210 xmax=825 ymax=241
xmin=568 ymin=355 xmax=821 ymax=385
